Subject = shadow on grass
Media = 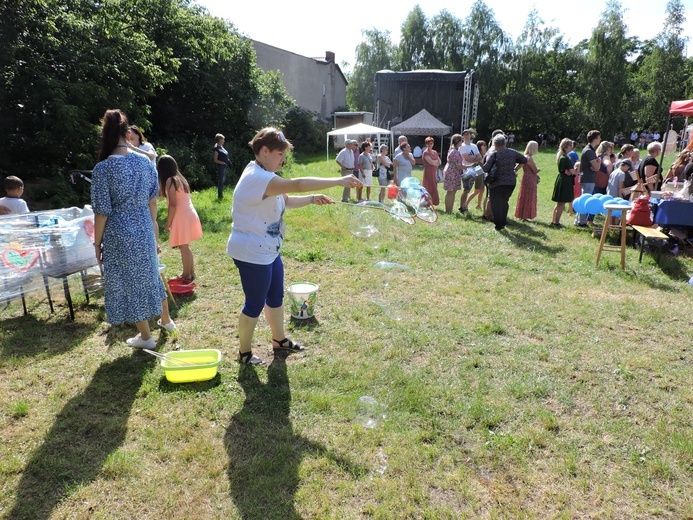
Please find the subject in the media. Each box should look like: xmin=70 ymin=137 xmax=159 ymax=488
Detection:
xmin=7 ymin=353 xmax=154 ymax=520
xmin=0 ymin=313 xmax=99 ymax=359
xmin=595 ymin=232 xmax=691 ymax=290
xmin=225 ymin=353 xmax=365 ymax=519
xmin=625 ymin=252 xmax=692 ymax=291
xmin=287 ymin=316 xmax=321 ymax=332
xmin=499 ymin=221 xmax=567 ymax=256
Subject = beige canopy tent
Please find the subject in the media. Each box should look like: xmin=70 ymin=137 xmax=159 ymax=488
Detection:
xmin=326 ymin=123 xmax=393 ymax=162
xmin=390 ymin=109 xmax=452 ymax=156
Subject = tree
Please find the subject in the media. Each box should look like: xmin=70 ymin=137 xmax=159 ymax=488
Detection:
xmin=396 ymin=5 xmax=433 ymax=71
xmin=460 ymin=1 xmax=513 ymax=134
xmin=0 ymin=0 xmax=179 ymax=175
xmin=577 ymin=0 xmax=637 ymax=136
xmin=428 ymin=10 xmax=465 ymax=70
xmin=347 ymin=29 xmax=395 ymax=112
xmin=631 ymin=0 xmax=689 ymax=130
xmin=0 ymin=0 xmax=292 ymax=197
xmin=503 ymin=10 xmax=580 ymax=141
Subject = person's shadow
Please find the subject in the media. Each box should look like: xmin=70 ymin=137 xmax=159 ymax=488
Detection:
xmin=225 ymin=353 xmax=365 ymax=519
xmin=7 ymin=353 xmax=153 ymax=520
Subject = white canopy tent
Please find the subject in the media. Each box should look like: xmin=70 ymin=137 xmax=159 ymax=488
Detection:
xmin=326 ymin=122 xmax=393 ymax=162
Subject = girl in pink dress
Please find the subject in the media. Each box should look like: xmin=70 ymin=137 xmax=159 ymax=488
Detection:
xmin=157 ymin=155 xmax=203 ymax=282
xmin=514 ymin=141 xmax=540 ymax=221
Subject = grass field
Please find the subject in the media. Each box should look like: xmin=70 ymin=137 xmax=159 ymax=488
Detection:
xmin=1 ymin=149 xmax=692 ymax=519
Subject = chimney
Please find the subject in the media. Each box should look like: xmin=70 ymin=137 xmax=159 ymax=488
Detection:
xmin=325 ymin=51 xmax=335 ymax=63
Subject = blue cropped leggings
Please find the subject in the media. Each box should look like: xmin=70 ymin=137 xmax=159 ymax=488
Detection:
xmin=233 ymin=256 xmax=284 ymax=318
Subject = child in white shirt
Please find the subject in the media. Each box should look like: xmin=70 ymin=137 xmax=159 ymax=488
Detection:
xmin=0 ymin=176 xmax=29 ymax=215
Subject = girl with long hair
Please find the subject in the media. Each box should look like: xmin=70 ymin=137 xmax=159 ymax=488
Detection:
xmin=157 ymin=155 xmax=203 ymax=282
xmin=551 ymin=138 xmax=578 ymax=228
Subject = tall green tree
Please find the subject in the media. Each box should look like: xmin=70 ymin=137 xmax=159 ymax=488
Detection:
xmin=578 ymin=0 xmax=637 ymax=136
xmin=631 ymin=0 xmax=689 ymax=130
xmin=428 ymin=10 xmax=465 ymax=70
xmin=504 ymin=10 xmax=558 ymax=137
xmin=0 ymin=0 xmax=291 ymax=195
xmin=0 ymin=0 xmax=179 ymax=173
xmin=347 ymin=29 xmax=395 ymax=111
xmin=149 ymin=10 xmax=256 ymax=143
xmin=504 ymin=10 xmax=581 ymax=140
xmin=397 ymin=5 xmax=433 ymax=70
xmin=460 ymin=0 xmax=513 ymax=134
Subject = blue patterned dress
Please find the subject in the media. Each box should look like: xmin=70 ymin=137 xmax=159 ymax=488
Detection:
xmin=91 ymin=153 xmax=166 ymax=325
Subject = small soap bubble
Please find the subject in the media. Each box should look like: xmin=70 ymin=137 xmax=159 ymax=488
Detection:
xmin=382 ymin=299 xmax=405 ymax=321
xmin=355 ymin=395 xmax=386 ymax=428
xmin=375 ymin=449 xmax=388 ymax=475
xmin=349 ymin=210 xmax=379 ymax=238
xmin=372 ymin=261 xmax=412 ymax=287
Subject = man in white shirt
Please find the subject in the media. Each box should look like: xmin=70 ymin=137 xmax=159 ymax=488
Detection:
xmin=458 ymin=129 xmax=483 ymax=212
xmin=336 ymin=140 xmax=357 ymax=202
xmin=394 ymin=135 xmax=408 ymax=156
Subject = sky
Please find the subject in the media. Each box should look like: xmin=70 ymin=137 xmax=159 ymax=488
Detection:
xmin=196 ymin=0 xmax=693 ymax=73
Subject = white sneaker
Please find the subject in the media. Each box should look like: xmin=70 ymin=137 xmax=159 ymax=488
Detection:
xmin=157 ymin=318 xmax=177 ymax=333
xmin=126 ymin=333 xmax=156 ymax=350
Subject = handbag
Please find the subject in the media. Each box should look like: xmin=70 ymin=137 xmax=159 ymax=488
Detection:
xmin=484 ymin=153 xmax=498 ymax=185
xmin=435 ymin=168 xmax=445 ymax=183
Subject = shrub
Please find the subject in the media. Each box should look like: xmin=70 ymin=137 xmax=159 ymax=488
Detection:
xmin=283 ymin=107 xmax=331 ymax=156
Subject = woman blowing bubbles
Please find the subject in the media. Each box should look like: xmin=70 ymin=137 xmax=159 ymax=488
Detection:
xmin=227 ymin=128 xmax=362 ymax=365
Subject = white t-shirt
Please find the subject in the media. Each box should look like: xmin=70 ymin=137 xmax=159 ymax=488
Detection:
xmin=0 ymin=197 xmax=29 ymax=214
xmin=460 ymin=143 xmax=480 ymax=167
xmin=226 ymin=162 xmax=286 ymax=265
xmin=139 ymin=142 xmax=157 ymax=165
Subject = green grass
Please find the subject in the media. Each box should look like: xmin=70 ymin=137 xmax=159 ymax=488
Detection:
xmin=1 ymin=149 xmax=692 ymax=518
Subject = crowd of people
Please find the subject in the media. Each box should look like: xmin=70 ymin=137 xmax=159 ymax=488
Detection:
xmin=86 ymin=109 xmax=361 ymax=363
xmin=332 ymin=127 xmax=685 ymax=233
xmin=3 ymin=115 xmax=688 ymax=359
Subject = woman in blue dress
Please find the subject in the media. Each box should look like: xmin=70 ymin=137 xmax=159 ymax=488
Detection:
xmin=91 ymin=109 xmax=176 ymax=350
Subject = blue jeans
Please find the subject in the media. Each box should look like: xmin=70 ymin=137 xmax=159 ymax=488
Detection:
xmin=217 ymin=164 xmax=227 ymax=198
xmin=233 ymin=256 xmax=284 ymax=318
xmin=576 ymin=182 xmax=595 ymax=225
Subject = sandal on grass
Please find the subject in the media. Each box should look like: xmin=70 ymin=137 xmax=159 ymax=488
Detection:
xmin=239 ymin=350 xmax=264 ymax=365
xmin=172 ymin=274 xmax=195 ymax=283
xmin=272 ymin=338 xmax=306 ymax=353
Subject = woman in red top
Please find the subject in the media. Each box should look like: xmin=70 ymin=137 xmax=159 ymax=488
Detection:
xmin=421 ymin=137 xmax=441 ymax=206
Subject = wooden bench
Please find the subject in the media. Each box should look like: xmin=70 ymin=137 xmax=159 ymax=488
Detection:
xmin=631 ymin=225 xmax=669 ymax=264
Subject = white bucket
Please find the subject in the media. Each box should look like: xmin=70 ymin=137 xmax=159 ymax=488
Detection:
xmin=286 ymin=282 xmax=319 ymax=319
